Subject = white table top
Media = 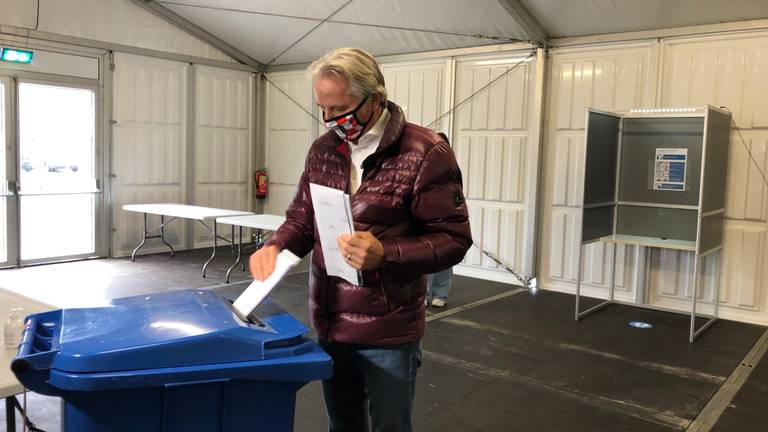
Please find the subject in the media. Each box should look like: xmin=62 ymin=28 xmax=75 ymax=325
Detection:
xmin=598 ymin=234 xmax=697 ymax=251
xmin=216 ymin=214 xmax=286 ymax=231
xmin=1 ymin=289 xmax=54 ymax=398
xmin=123 ymin=203 xmax=254 ymax=221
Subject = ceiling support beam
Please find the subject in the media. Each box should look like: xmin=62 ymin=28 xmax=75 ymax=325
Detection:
xmin=496 ymin=0 xmax=549 ymax=46
xmin=130 ymin=0 xmax=263 ymax=69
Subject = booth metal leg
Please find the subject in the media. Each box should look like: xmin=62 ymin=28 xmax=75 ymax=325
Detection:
xmin=690 ymin=253 xmax=718 ymax=342
xmin=575 ymin=242 xmax=614 ymax=321
xmin=575 ymin=243 xmax=583 ymax=320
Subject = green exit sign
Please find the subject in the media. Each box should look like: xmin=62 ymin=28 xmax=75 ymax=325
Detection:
xmin=1 ymin=48 xmax=33 ymax=64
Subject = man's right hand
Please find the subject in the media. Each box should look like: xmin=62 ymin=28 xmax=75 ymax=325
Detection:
xmin=249 ymin=245 xmax=280 ymax=281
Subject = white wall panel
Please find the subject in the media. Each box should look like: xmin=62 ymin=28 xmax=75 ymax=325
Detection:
xmin=263 ymin=71 xmax=315 ymax=216
xmin=381 ymin=60 xmax=450 ymax=132
xmin=539 ymin=43 xmax=656 ymax=301
xmin=112 ymin=53 xmax=187 ymax=257
xmin=643 ymin=33 xmax=768 ymax=324
xmin=193 ymin=66 xmax=253 ymax=247
xmin=452 ymin=52 xmax=539 ymax=283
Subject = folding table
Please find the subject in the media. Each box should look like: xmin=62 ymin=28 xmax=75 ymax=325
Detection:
xmin=216 ymin=214 xmax=286 ymax=283
xmin=123 ymin=204 xmax=253 ymax=278
xmin=1 ymin=288 xmax=53 ymax=432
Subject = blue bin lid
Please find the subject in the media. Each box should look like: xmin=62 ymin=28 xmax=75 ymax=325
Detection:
xmin=52 ymin=289 xmax=312 ymax=373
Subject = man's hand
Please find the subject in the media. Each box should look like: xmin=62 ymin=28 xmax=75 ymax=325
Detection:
xmin=249 ymin=245 xmax=280 ymax=281
xmin=338 ymin=231 xmax=384 ymax=270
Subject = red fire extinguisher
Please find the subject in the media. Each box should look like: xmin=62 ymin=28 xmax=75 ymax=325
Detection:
xmin=254 ymin=168 xmax=268 ymax=199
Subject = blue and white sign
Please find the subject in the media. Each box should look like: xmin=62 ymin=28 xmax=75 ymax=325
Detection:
xmin=653 ymin=148 xmax=688 ymax=191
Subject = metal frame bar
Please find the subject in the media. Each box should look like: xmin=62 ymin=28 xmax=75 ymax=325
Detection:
xmin=496 ymin=0 xmax=549 ymax=46
xmin=130 ymin=1 xmax=263 ymax=69
xmin=575 ymin=242 xmax=616 ymax=320
xmin=0 ymin=75 xmax=16 ymax=269
xmin=688 ymin=253 xmax=718 ymax=342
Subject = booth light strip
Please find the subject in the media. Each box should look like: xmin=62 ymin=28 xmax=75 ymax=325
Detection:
xmin=629 ymin=107 xmax=697 ymax=114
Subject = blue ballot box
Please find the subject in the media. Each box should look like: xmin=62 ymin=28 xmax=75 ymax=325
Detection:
xmin=11 ymin=289 xmax=332 ymax=432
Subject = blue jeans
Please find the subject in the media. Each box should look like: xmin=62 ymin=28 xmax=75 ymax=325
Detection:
xmin=319 ymin=340 xmax=422 ymax=432
xmin=427 ymin=267 xmax=453 ymax=301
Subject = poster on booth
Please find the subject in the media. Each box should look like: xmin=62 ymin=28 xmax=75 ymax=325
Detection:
xmin=653 ymin=148 xmax=687 ymax=191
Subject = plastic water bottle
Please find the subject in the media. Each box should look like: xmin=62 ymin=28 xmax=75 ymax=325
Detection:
xmin=4 ymin=307 xmax=24 ymax=349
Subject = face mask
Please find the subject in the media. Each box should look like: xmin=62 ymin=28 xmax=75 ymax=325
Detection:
xmin=324 ymin=96 xmax=371 ymax=142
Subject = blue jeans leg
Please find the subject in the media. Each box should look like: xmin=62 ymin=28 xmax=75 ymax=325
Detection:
xmin=427 ymin=267 xmax=453 ymax=301
xmin=319 ymin=341 xmax=422 ymax=432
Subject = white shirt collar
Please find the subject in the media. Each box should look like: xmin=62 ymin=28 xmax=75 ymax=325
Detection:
xmin=351 ymin=107 xmax=390 ymax=150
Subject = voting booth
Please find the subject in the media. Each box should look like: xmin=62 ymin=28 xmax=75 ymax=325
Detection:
xmin=11 ymin=289 xmax=331 ymax=432
xmin=575 ymin=106 xmax=731 ymax=342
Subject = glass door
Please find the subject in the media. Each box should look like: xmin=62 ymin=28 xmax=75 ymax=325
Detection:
xmin=0 ymin=76 xmax=14 ymax=267
xmin=17 ymin=81 xmax=98 ymax=263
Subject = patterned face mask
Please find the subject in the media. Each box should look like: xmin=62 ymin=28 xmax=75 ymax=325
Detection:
xmin=324 ymin=96 xmax=371 ymax=142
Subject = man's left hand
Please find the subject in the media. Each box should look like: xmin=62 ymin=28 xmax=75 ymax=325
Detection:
xmin=338 ymin=231 xmax=384 ymax=270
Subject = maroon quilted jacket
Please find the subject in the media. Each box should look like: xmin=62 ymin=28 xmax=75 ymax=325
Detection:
xmin=266 ymin=101 xmax=472 ymax=345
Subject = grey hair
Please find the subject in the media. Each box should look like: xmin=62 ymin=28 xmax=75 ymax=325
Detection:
xmin=308 ymin=47 xmax=387 ymax=104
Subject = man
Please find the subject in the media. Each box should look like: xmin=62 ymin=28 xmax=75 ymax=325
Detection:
xmin=250 ymin=47 xmax=471 ymax=432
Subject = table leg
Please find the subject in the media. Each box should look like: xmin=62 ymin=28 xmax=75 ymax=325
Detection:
xmin=240 ymin=227 xmax=245 ymax=271
xmin=160 ymin=215 xmax=175 ymax=257
xmin=229 ymin=225 xmax=238 ymax=258
xmin=6 ymin=396 xmax=16 ymax=432
xmin=202 ymin=221 xmax=218 ymax=278
xmin=131 ymin=213 xmax=149 ymax=262
xmin=225 ymin=226 xmax=244 ymax=283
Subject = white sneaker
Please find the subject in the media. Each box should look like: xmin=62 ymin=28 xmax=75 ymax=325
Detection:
xmin=431 ymin=298 xmax=447 ymax=308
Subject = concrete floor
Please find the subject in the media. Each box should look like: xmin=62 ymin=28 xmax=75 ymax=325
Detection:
xmin=1 ymin=248 xmax=767 ymax=431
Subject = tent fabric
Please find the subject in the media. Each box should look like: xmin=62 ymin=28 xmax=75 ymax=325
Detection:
xmin=0 ymin=0 xmax=236 ymax=62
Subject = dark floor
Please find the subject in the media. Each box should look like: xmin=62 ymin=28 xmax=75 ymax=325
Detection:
xmin=712 ymin=344 xmax=768 ymax=432
xmin=1 ymin=248 xmax=767 ymax=431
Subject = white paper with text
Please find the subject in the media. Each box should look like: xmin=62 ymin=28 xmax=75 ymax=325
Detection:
xmin=309 ymin=183 xmax=359 ymax=285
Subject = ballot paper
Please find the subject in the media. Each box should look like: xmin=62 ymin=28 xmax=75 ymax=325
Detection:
xmin=233 ymin=249 xmax=301 ymax=317
xmin=309 ymin=183 xmax=359 ymax=285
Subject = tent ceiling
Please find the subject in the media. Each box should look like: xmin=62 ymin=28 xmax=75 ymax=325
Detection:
xmin=148 ymin=0 xmax=768 ymax=67
xmin=521 ymin=0 xmax=768 ymax=38
xmin=156 ymin=0 xmax=530 ymax=66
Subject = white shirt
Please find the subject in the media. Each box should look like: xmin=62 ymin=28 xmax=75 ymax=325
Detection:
xmin=348 ymin=107 xmax=390 ymax=194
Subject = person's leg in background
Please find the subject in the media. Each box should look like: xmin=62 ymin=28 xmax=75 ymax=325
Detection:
xmin=426 ymin=267 xmax=453 ymax=308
